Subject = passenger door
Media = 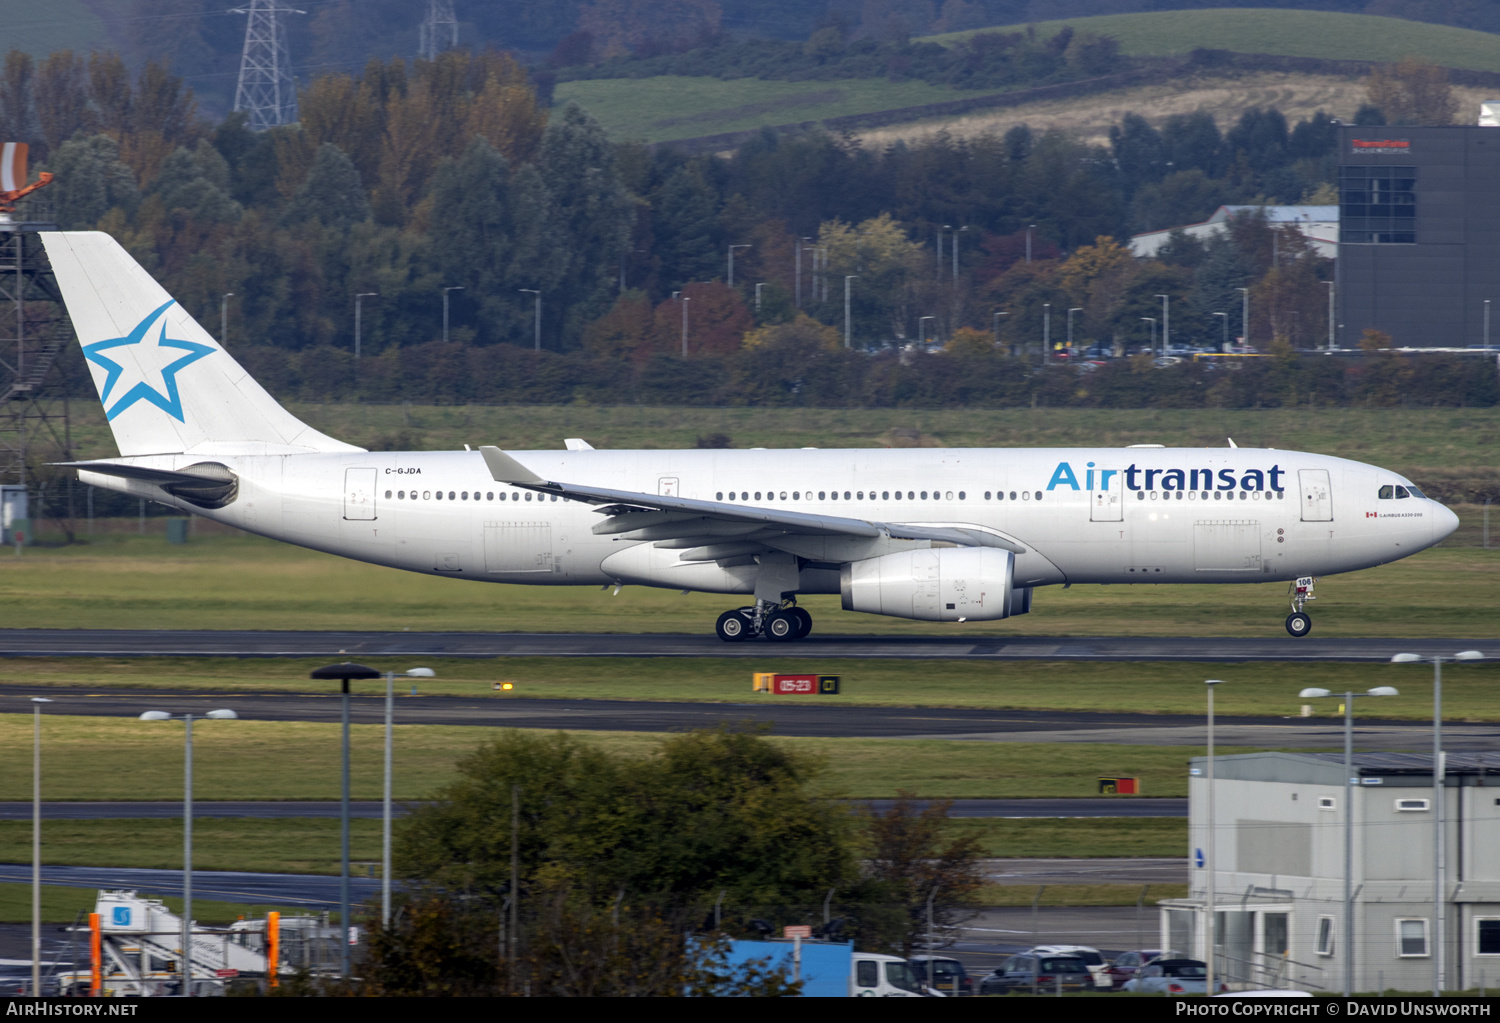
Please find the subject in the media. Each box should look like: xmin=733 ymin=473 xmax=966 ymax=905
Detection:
xmin=343 ymin=467 xmax=377 ymax=520
xmin=1298 ymin=469 xmax=1333 ymax=522
xmin=1090 ymin=468 xmax=1123 ymax=521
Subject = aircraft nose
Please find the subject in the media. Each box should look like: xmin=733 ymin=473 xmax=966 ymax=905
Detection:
xmin=1433 ymin=502 xmax=1460 ymax=543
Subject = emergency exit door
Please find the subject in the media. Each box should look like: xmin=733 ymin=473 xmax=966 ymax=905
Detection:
xmin=1298 ymin=469 xmax=1333 ymax=522
xmin=343 ymin=467 xmax=377 ymax=520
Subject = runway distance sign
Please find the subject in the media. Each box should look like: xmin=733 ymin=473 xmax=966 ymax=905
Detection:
xmin=753 ymin=673 xmax=841 ymax=694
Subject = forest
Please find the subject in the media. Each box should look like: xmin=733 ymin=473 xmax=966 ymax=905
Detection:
xmin=4 ymin=42 xmax=1493 ymax=412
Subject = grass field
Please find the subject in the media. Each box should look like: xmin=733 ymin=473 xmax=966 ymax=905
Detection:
xmin=6 ymin=655 xmax=1499 ymax=721
xmin=0 ymin=883 xmax=316 ymax=925
xmin=7 ymin=527 xmax=1496 ymax=636
xmin=0 ymin=714 xmax=1252 ymax=801
xmin=552 ymin=76 xmax=1008 ymax=143
xmin=927 ymin=9 xmax=1500 ymax=74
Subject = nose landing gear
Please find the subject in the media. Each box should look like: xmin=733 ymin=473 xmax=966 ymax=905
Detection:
xmin=715 ymin=600 xmax=811 ymax=642
xmin=1285 ymin=576 xmax=1316 ymax=637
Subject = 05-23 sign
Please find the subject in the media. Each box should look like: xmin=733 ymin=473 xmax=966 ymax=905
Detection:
xmin=772 ymin=674 xmax=840 ymax=695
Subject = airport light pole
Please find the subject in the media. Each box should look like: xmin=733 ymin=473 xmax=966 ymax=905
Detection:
xmin=728 ymin=244 xmax=750 ymax=288
xmin=952 ymin=226 xmax=968 ymax=282
xmin=1297 ymin=685 xmax=1400 ymax=997
xmin=993 ymin=310 xmax=1008 ymax=348
xmin=1214 ymin=312 xmax=1229 ymax=352
xmin=844 ymin=275 xmax=859 ymax=348
xmin=1486 ymin=299 xmax=1491 ymax=349
xmin=754 ymin=282 xmax=764 ymax=314
xmin=1043 ymin=303 xmax=1050 ymax=363
xmin=519 ymin=290 xmax=541 ymax=351
xmin=1026 ymin=224 xmax=1035 ymax=264
xmin=1140 ymin=317 xmax=1156 ymax=354
xmin=377 ymin=668 xmax=434 ymax=927
xmin=310 ymin=662 xmax=382 ymax=980
xmin=919 ymin=315 xmax=935 ymax=346
xmin=1237 ymin=287 xmax=1250 ymax=349
xmin=1204 ymin=679 xmax=1222 ymax=998
xmin=1067 ymin=307 xmax=1082 ymax=352
xmin=1155 ymin=294 xmax=1170 ymax=356
xmin=1390 ymin=650 xmax=1486 ymax=995
xmin=139 ymin=708 xmax=239 ymax=994
xmin=1326 ymin=281 xmax=1335 ymax=351
xmin=442 ymin=286 xmax=463 ymax=344
xmin=354 ymin=293 xmax=378 ymax=359
xmin=31 ymin=697 xmax=50 ymax=996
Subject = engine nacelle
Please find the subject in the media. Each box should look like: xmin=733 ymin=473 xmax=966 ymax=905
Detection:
xmin=840 ymin=547 xmax=1016 ymax=622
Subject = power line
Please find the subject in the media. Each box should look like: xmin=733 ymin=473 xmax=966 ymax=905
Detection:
xmin=418 ymin=0 xmax=458 ymax=62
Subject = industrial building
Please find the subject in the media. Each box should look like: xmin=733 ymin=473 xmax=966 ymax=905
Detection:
xmin=1160 ymin=751 xmax=1500 ymax=993
xmin=1337 ymin=124 xmax=1500 ymax=348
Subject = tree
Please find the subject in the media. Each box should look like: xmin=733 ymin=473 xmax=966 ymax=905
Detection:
xmin=1109 ymin=112 xmax=1165 ymax=194
xmin=43 ymin=134 xmax=139 ymax=230
xmin=0 ymin=50 xmax=38 ymax=149
xmin=816 ymin=213 xmax=925 ymax=340
xmin=34 ymin=51 xmax=94 ymax=159
xmin=285 ymin=142 xmax=371 ymax=230
xmin=650 ymin=165 xmax=722 ymax=291
xmin=863 ymin=793 xmax=984 ymax=958
xmin=1365 ymin=58 xmax=1458 ymax=126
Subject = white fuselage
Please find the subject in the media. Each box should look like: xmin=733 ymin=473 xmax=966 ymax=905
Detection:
xmin=82 ymin=446 xmax=1455 ymax=596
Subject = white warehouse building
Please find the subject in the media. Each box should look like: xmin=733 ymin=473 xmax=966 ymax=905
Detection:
xmin=1159 ymin=751 xmax=1500 ymax=993
xmin=1130 ymin=205 xmax=1338 ymax=259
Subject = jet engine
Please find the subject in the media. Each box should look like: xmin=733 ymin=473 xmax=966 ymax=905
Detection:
xmin=840 ymin=547 xmax=1019 ymax=622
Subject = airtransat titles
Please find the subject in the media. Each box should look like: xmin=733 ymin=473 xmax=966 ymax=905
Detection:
xmin=40 ymin=230 xmax=1460 ymax=643
xmin=1047 ymin=462 xmax=1288 ymax=493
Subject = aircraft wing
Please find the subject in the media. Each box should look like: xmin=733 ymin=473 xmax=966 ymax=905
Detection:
xmin=479 ymin=446 xmax=1024 ymax=560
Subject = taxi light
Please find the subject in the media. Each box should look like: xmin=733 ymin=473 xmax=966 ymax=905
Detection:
xmin=502 ymin=683 xmax=513 ymax=690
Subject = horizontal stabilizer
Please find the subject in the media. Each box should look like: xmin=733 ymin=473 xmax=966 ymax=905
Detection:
xmin=65 ymin=460 xmax=239 ymax=509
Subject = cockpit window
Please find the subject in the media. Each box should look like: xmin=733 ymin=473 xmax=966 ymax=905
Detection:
xmin=1379 ymin=485 xmax=1393 ymax=500
xmin=1395 ymin=486 xmax=1411 ymax=499
xmin=1407 ymin=485 xmax=1426 ymax=498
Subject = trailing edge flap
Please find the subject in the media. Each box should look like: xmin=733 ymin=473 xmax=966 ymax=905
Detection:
xmin=476 ymin=446 xmax=1025 ymax=553
xmin=63 ymin=459 xmax=239 ymax=508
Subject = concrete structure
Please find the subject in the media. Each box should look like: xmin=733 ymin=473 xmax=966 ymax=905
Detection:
xmin=1161 ymin=751 xmax=1500 ymax=993
xmin=1130 ymin=206 xmax=1338 ymax=259
xmin=1337 ymin=124 xmax=1500 ymax=348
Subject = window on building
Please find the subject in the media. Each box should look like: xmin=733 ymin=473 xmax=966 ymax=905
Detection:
xmin=1316 ymin=916 xmax=1335 ymax=956
xmin=1340 ymin=165 xmax=1416 ymax=244
xmin=1477 ymin=919 xmax=1500 ymax=956
xmin=1397 ymin=919 xmax=1429 ymax=957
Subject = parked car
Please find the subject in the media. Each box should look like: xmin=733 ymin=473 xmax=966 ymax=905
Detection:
xmin=1106 ymin=950 xmax=1166 ymax=989
xmin=907 ymin=955 xmax=972 ymax=996
xmin=1122 ymin=958 xmax=1229 ymax=995
xmin=1026 ymin=945 xmax=1112 ymax=990
xmin=979 ymin=954 xmax=1095 ymax=995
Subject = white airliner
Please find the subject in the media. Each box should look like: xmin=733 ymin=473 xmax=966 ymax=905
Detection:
xmin=45 ymin=231 xmax=1458 ymax=640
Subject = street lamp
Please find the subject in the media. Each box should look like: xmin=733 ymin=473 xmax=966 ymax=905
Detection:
xmin=1155 ymin=294 xmax=1170 ymax=356
xmin=1203 ymin=680 xmax=1222 ymax=997
xmin=1486 ymin=299 xmax=1491 ymax=349
xmin=138 ymin=707 xmax=238 ymax=994
xmin=992 ymin=310 xmax=1008 ymax=348
xmin=1043 ymin=303 xmax=1051 ymax=362
xmin=1297 ymin=685 xmax=1401 ymax=997
xmin=376 ymin=667 xmax=434 ymax=927
xmin=843 ymin=275 xmax=859 ymax=348
xmin=918 ymin=316 xmax=935 ymax=345
xmin=1140 ymin=316 xmax=1156 ymax=354
xmin=1214 ymin=311 xmax=1229 ymax=352
xmin=1067 ymin=307 xmax=1082 ymax=351
xmin=754 ymin=282 xmax=765 ymax=314
xmin=310 ymin=662 xmax=382 ymax=979
xmin=1026 ymin=224 xmax=1035 ymax=264
xmin=30 ymin=697 xmax=50 ymax=996
xmin=442 ymin=286 xmax=464 ymax=344
xmin=681 ymin=295 xmax=690 ymax=357
xmin=1237 ymin=287 xmax=1250 ymax=349
xmin=354 ymin=293 xmax=378 ymax=359
xmin=519 ymin=289 xmax=541 ymax=351
xmin=1390 ymin=649 xmax=1485 ymax=995
xmin=219 ymin=293 xmax=233 ymax=347
xmin=1326 ymin=281 xmax=1335 ymax=351
xmin=952 ymin=225 xmax=968 ymax=282
xmin=728 ymin=244 xmax=750 ymax=288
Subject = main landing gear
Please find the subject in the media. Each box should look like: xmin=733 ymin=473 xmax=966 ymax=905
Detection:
xmin=1285 ymin=576 xmax=1316 ymax=637
xmin=715 ymin=600 xmax=812 ymax=642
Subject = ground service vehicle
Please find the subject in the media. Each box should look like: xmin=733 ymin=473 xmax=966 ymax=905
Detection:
xmin=721 ymin=939 xmax=926 ymax=997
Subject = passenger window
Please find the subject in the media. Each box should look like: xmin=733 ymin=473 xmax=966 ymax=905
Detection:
xmin=830 ymin=491 xmax=838 ymax=500
xmin=1023 ymin=491 xmax=1030 ymax=501
xmin=818 ymin=491 xmax=826 ymax=500
xmin=754 ymin=492 xmax=761 ymax=501
xmin=946 ymin=491 xmax=954 ymax=500
xmin=422 ymin=491 xmax=431 ymax=500
xmin=857 ymin=491 xmax=864 ymax=500
xmin=487 ymin=492 xmax=494 ymax=501
xmin=843 ymin=491 xmax=851 ymax=500
xmin=985 ymin=491 xmax=991 ymax=500
xmin=893 ymin=491 xmax=901 ymax=500
xmin=716 ymin=492 xmax=723 ymax=500
xmin=1035 ymin=491 xmax=1042 ymax=501
xmin=958 ymin=491 xmax=965 ymax=500
xmin=449 ymin=491 xmax=455 ymax=500
xmin=920 ymin=491 xmax=928 ymax=500
xmin=461 ymin=492 xmax=468 ymax=500
xmin=436 ymin=490 xmax=444 ymax=500
xmin=550 ymin=494 xmax=557 ymax=501
xmin=1009 ymin=491 xmax=1016 ymax=500
xmin=524 ymin=493 xmax=532 ymax=502
xmin=781 ymin=492 xmax=787 ymax=500
xmin=882 ymin=491 xmax=889 ymax=500
xmin=397 ymin=491 xmax=405 ymax=499
xmin=1395 ymin=486 xmax=1410 ymax=499
xmin=793 ymin=491 xmax=800 ymax=500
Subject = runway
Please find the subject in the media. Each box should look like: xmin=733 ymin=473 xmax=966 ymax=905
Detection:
xmin=0 ymin=798 xmax=1190 ymax=820
xmin=2 ymin=683 xmax=1492 ymax=749
xmin=0 ymin=628 xmax=1493 ymax=661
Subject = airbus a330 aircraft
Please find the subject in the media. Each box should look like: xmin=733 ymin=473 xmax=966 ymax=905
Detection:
xmin=45 ymin=231 xmax=1458 ymax=640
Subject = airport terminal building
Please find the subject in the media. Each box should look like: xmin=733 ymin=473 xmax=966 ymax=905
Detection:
xmin=1337 ymin=124 xmax=1500 ymax=348
xmin=1161 ymin=751 xmax=1500 ymax=993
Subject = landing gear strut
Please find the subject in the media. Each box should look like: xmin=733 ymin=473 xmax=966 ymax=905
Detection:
xmin=1285 ymin=576 xmax=1315 ymax=637
xmin=715 ymin=600 xmax=811 ymax=642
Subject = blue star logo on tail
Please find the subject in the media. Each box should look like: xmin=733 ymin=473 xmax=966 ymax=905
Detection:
xmin=81 ymin=300 xmax=215 ymax=422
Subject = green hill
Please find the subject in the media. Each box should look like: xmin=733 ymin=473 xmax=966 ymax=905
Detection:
xmin=0 ymin=0 xmax=108 ymax=59
xmin=925 ymin=8 xmax=1500 ymax=74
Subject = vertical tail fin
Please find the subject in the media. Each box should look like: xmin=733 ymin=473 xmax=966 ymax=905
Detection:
xmin=42 ymin=231 xmax=362 ymax=457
